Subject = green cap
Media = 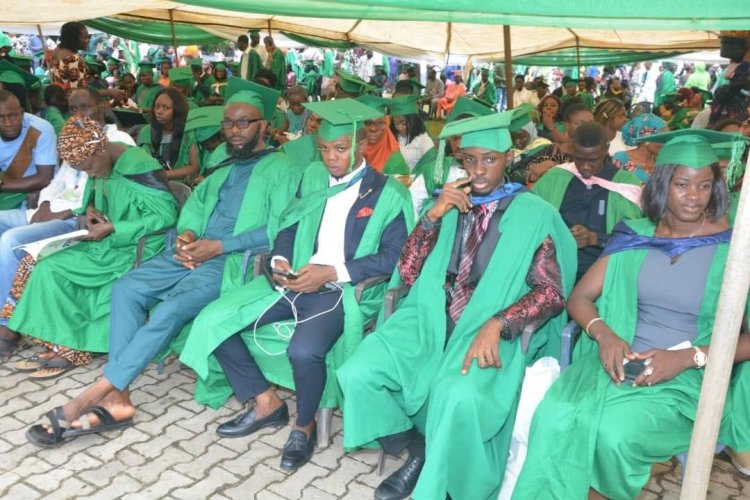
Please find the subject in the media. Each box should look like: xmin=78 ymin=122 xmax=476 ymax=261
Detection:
xmin=213 ymin=61 xmax=227 ymax=71
xmin=138 ymin=61 xmax=156 ymax=75
xmin=155 ymin=57 xmax=172 ymax=66
xmin=440 ymin=110 xmax=513 ymax=153
xmin=356 ymin=94 xmax=389 ymax=113
xmin=188 ymin=58 xmax=203 ymax=69
xmin=564 ymin=79 xmax=579 ymax=87
xmin=509 ymin=103 xmax=536 ymax=132
xmin=303 ymin=98 xmax=382 ymax=141
xmin=388 ymin=95 xmax=420 ymax=116
xmin=10 ymin=55 xmax=33 ymax=70
xmin=169 ymin=67 xmax=194 ymax=87
xmin=446 ymin=96 xmax=494 ymax=123
xmin=0 ymin=60 xmax=41 ymax=90
xmin=335 ymin=69 xmax=372 ymax=96
xmin=224 ymin=76 xmax=280 ymax=121
xmin=636 ymin=129 xmax=750 ymax=169
xmin=185 ymin=106 xmax=223 ymax=142
xmin=250 ymin=29 xmax=261 ymax=36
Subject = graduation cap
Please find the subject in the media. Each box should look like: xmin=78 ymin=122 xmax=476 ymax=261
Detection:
xmin=224 ymin=76 xmax=280 ymax=122
xmin=440 ymin=109 xmax=513 ymax=153
xmin=303 ymin=98 xmax=383 ymax=169
xmin=509 ymin=103 xmax=536 ymax=132
xmin=213 ymin=61 xmax=227 ymax=71
xmin=564 ymin=79 xmax=579 ymax=87
xmin=636 ymin=129 xmax=749 ymax=169
xmin=10 ymin=55 xmax=33 ymax=70
xmin=388 ymin=95 xmax=420 ymax=116
xmin=169 ymin=67 xmax=194 ymax=87
xmin=188 ymin=58 xmax=204 ymax=69
xmin=0 ymin=59 xmax=41 ymax=90
xmin=154 ymin=57 xmax=172 ymax=66
xmin=138 ymin=61 xmax=156 ymax=75
xmin=356 ymin=94 xmax=389 ymax=113
xmin=446 ymin=96 xmax=494 ymax=123
xmin=335 ymin=69 xmax=372 ymax=96
xmin=84 ymin=54 xmax=105 ymax=74
xmin=106 ymin=56 xmax=122 ymax=67
xmin=185 ymin=106 xmax=224 ymax=142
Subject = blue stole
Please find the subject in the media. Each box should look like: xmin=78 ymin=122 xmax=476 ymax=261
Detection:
xmin=602 ymin=222 xmax=732 ymax=259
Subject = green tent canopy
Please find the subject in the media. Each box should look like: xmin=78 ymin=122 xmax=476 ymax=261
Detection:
xmin=84 ymin=17 xmax=223 ymax=46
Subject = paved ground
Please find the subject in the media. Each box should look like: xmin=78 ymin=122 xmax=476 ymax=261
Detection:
xmin=1 ymin=347 xmax=748 ymax=500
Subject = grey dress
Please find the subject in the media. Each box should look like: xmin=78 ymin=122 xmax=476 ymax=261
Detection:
xmin=630 ymin=245 xmax=717 ymax=353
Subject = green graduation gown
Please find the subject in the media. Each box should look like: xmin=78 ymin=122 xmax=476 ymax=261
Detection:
xmin=135 ymin=83 xmax=162 ymax=111
xmin=269 ymin=49 xmax=286 ymax=93
xmin=179 ymin=161 xmax=414 ymax=409
xmin=337 ymin=193 xmax=577 ymax=500
xmin=136 ymin=125 xmax=193 ymax=171
xmin=280 ymin=134 xmax=320 ymax=172
xmin=513 ymin=218 xmax=750 ymax=499
xmin=242 ymin=49 xmax=262 ymax=82
xmin=532 ymin=165 xmax=643 ymax=233
xmin=472 ymin=80 xmax=497 ymax=107
xmin=8 ymin=147 xmax=178 ymax=352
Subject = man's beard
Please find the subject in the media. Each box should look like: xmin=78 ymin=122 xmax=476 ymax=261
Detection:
xmin=0 ymin=128 xmax=22 ymax=142
xmin=228 ymin=134 xmax=261 ymax=160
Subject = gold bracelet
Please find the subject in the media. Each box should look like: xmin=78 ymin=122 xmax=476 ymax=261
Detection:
xmin=585 ymin=317 xmax=603 ymax=337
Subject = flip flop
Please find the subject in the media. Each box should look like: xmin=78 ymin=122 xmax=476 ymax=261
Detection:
xmin=63 ymin=405 xmax=134 ymax=438
xmin=26 ymin=406 xmax=71 ymax=448
xmin=28 ymin=357 xmax=74 ymax=379
xmin=14 ymin=355 xmax=50 ymax=372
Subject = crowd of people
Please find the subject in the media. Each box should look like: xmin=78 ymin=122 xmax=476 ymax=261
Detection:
xmin=2 ymin=20 xmax=750 ymax=500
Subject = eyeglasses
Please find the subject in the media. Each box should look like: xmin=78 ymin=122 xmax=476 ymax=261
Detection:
xmin=220 ymin=118 xmax=263 ymax=130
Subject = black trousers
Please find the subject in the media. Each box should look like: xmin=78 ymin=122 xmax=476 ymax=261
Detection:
xmin=214 ymin=290 xmax=345 ymax=427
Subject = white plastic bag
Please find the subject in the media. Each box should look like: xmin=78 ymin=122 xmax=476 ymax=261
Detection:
xmin=498 ymin=356 xmax=560 ymax=500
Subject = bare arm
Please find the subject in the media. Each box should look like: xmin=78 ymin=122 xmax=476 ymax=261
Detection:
xmin=2 ymin=165 xmax=54 ymax=192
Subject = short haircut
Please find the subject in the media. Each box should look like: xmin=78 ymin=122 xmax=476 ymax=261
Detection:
xmin=515 ymin=74 xmax=525 ymax=80
xmin=562 ymin=101 xmax=588 ymax=122
xmin=0 ymin=89 xmax=20 ymax=106
xmin=287 ymin=85 xmax=308 ymax=100
xmin=642 ymin=163 xmax=728 ymax=222
xmin=573 ymin=122 xmax=607 ymax=148
xmin=44 ymin=84 xmax=67 ymax=105
xmin=71 ymin=86 xmax=101 ymax=103
xmin=394 ymin=80 xmax=416 ymax=95
xmin=238 ymin=35 xmax=249 ymax=44
xmin=263 ymin=36 xmax=274 ymax=45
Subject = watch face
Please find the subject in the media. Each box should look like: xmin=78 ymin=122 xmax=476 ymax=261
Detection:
xmin=694 ymin=350 xmax=708 ymax=367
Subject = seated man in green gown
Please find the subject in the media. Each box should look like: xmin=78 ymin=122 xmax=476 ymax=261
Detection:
xmin=337 ymin=111 xmax=577 ymax=500
xmin=178 ymin=99 xmax=413 ymax=473
xmin=134 ymin=61 xmax=162 ymax=117
xmin=24 ymin=79 xmax=297 ymax=448
xmin=532 ymin=122 xmax=643 ymax=282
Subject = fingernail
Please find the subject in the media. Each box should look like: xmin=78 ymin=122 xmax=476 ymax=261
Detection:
xmin=461 ymin=370 xmax=467 ymax=375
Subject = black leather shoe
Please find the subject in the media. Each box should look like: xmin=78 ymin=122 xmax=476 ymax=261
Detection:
xmin=374 ymin=452 xmax=425 ymax=500
xmin=216 ymin=402 xmax=289 ymax=438
xmin=280 ymin=428 xmax=316 ymax=472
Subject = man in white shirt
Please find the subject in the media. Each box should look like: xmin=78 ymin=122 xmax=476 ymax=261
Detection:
xmin=511 ymin=74 xmax=533 ymax=108
xmin=207 ymin=98 xmax=411 ymax=473
xmin=0 ymin=87 xmax=134 ymax=304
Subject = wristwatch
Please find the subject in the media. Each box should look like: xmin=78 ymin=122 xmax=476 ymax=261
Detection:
xmin=693 ymin=346 xmax=708 ymax=368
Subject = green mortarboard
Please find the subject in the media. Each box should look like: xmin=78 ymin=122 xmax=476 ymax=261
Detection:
xmin=213 ymin=61 xmax=227 ymax=71
xmin=440 ymin=110 xmax=513 ymax=153
xmin=304 ymin=98 xmax=383 ymax=169
xmin=636 ymin=129 xmax=750 ymax=169
xmin=564 ymin=79 xmax=579 ymax=87
xmin=250 ymin=29 xmax=261 ymax=36
xmin=224 ymin=76 xmax=280 ymax=122
xmin=189 ymin=58 xmax=203 ymax=69
xmin=388 ymin=95 xmax=420 ymax=116
xmin=138 ymin=61 xmax=156 ymax=75
xmin=509 ymin=103 xmax=536 ymax=132
xmin=155 ymin=57 xmax=172 ymax=66
xmin=335 ymin=69 xmax=372 ymax=96
xmin=446 ymin=96 xmax=494 ymax=123
xmin=185 ymin=106 xmax=223 ymax=142
xmin=106 ymin=56 xmax=121 ymax=66
xmin=356 ymin=94 xmax=389 ymax=113
xmin=0 ymin=60 xmax=41 ymax=90
xmin=10 ymin=55 xmax=33 ymax=70
xmin=304 ymin=98 xmax=382 ymax=142
xmin=84 ymin=53 xmax=104 ymax=72
xmin=169 ymin=67 xmax=194 ymax=87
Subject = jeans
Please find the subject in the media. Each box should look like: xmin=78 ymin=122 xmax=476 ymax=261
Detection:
xmin=0 ymin=209 xmax=76 ymax=323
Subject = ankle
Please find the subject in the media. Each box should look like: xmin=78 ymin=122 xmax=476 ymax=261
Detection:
xmin=293 ymin=421 xmax=316 ymax=438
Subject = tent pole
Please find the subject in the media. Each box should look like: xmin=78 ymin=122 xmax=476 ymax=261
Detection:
xmin=503 ymin=25 xmax=513 ymax=109
xmin=168 ymin=9 xmax=179 ymax=67
xmin=575 ymin=33 xmax=581 ymax=79
xmin=680 ymin=153 xmax=750 ymax=499
xmin=36 ymin=25 xmax=46 ymax=53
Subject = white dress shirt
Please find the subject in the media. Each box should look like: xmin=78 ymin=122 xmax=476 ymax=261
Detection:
xmin=274 ymin=161 xmax=367 ymax=283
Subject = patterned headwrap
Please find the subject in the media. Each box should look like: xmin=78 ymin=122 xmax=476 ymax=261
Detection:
xmin=621 ymin=113 xmax=667 ymax=147
xmin=57 ymin=116 xmax=109 ymax=166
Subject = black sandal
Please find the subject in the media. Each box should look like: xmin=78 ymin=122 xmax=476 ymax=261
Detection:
xmin=62 ymin=406 xmax=134 ymax=438
xmin=26 ymin=406 xmax=70 ymax=448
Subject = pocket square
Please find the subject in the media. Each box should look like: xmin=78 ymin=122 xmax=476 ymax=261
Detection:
xmin=356 ymin=206 xmax=373 ymax=218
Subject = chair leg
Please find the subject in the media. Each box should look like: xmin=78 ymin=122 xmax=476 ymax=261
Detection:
xmin=377 ymin=448 xmax=387 ymax=476
xmin=316 ymin=408 xmax=332 ymax=448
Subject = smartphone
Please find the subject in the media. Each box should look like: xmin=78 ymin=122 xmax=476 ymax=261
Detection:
xmin=272 ymin=268 xmax=298 ymax=280
xmin=623 ymin=359 xmax=649 ymax=384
